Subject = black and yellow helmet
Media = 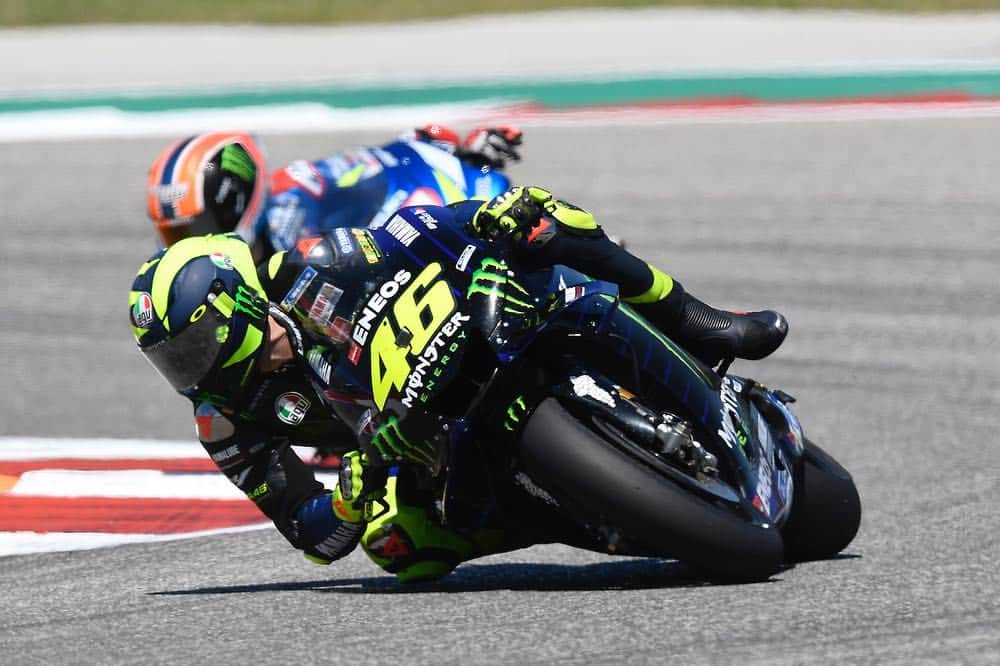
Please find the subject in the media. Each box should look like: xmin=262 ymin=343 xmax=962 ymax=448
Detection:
xmin=129 ymin=234 xmax=269 ymax=405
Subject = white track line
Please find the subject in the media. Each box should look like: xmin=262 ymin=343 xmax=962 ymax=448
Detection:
xmin=0 ymin=524 xmax=271 ymax=558
xmin=0 ymin=436 xmax=326 ymax=465
xmin=0 ymin=101 xmax=509 ymax=142
xmin=8 ymin=469 xmax=338 ymax=499
xmin=0 ymin=436 xmax=204 ymax=460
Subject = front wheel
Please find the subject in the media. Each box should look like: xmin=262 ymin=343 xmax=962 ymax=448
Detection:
xmin=519 ymin=398 xmax=784 ymax=581
xmin=781 ymin=438 xmax=861 ymax=562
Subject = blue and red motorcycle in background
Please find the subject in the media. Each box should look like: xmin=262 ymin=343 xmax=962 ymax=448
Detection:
xmin=257 ymin=129 xmax=515 ymax=253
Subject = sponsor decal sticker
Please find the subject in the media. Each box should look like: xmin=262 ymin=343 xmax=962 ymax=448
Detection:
xmin=210 ymin=252 xmax=233 ymax=270
xmin=275 ymin=392 xmax=310 ymax=425
xmin=132 ymin=292 xmax=154 ymax=328
xmin=563 ymin=285 xmax=586 ymax=305
xmin=456 ymin=244 xmax=476 ymax=272
xmin=307 ymin=347 xmax=333 ymax=384
xmin=154 ymin=183 xmax=188 ymax=206
xmin=280 ymin=266 xmax=317 ymax=311
xmin=412 ymin=207 xmax=439 ymax=230
xmin=370 ymin=525 xmax=411 ymax=558
xmin=347 ymin=341 xmax=363 ymax=366
xmin=570 ymin=374 xmax=616 ymax=409
xmin=333 ymin=227 xmax=355 ymax=255
xmin=248 ymin=482 xmax=269 ymax=501
xmin=329 ymin=316 xmax=351 ymax=344
xmin=401 ymin=311 xmax=470 ymax=408
xmin=195 ymin=403 xmax=235 ymax=443
xmin=352 ymin=228 xmax=381 ymax=264
xmin=308 ymin=282 xmax=344 ymax=328
xmin=384 ymin=215 xmax=420 ymax=247
xmin=209 ymin=443 xmax=241 ymax=465
xmin=717 ymin=378 xmax=749 ymax=451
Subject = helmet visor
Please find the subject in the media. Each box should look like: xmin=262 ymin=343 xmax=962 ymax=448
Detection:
xmin=140 ymin=306 xmax=229 ymax=392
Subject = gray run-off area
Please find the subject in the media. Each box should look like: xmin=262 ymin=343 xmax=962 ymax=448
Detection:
xmin=0 ymin=117 xmax=997 ymax=662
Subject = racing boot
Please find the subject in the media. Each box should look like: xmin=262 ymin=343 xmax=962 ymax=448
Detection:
xmin=627 ymin=268 xmax=788 ymax=367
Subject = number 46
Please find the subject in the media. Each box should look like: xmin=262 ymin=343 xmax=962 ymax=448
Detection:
xmin=370 ymin=262 xmax=455 ymax=409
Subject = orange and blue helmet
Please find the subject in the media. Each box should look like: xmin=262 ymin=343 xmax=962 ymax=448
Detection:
xmin=129 ymin=234 xmax=270 ymax=406
xmin=146 ymin=132 xmax=267 ymax=248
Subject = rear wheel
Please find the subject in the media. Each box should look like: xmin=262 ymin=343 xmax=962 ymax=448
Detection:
xmin=781 ymin=438 xmax=861 ymax=562
xmin=519 ymin=398 xmax=784 ymax=581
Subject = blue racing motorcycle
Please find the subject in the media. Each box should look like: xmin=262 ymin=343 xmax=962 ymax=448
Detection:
xmin=309 ymin=205 xmax=862 ymax=581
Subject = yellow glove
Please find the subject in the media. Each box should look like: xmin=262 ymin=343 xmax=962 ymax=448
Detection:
xmin=331 ymin=450 xmax=367 ymax=523
xmin=472 ymin=186 xmax=599 ymax=240
xmin=472 ymin=186 xmax=553 ymax=240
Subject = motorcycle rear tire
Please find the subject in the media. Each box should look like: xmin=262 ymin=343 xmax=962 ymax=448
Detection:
xmin=781 ymin=438 xmax=861 ymax=562
xmin=519 ymin=398 xmax=784 ymax=581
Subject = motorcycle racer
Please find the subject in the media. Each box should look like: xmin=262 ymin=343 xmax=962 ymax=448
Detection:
xmin=145 ymin=125 xmax=522 ymax=259
xmin=129 ymin=186 xmax=787 ymax=579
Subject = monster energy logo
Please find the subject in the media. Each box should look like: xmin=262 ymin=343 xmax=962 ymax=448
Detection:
xmin=467 ymin=258 xmax=532 ymax=315
xmin=221 ymin=144 xmax=256 ymax=183
xmin=371 ymin=416 xmax=434 ymax=466
xmin=503 ymin=395 xmax=528 ymax=432
xmin=234 ymin=284 xmax=265 ymax=319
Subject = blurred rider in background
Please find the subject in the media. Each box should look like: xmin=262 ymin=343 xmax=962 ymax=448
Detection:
xmin=145 ymin=125 xmax=522 ymax=261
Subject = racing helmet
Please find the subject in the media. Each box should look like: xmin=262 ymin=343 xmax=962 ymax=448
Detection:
xmin=129 ymin=234 xmax=270 ymax=405
xmin=146 ymin=132 xmax=267 ymax=247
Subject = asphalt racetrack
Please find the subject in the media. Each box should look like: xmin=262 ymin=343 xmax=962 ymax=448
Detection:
xmin=1 ymin=119 xmax=998 ymax=663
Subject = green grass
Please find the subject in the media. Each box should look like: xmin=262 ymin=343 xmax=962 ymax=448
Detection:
xmin=3 ymin=0 xmax=1000 ymax=26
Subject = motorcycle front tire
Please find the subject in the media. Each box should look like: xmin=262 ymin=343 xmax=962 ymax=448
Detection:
xmin=519 ymin=398 xmax=784 ymax=581
xmin=781 ymin=438 xmax=862 ymax=562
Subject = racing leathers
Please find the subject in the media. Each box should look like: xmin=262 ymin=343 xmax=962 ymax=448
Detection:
xmin=193 ymin=188 xmax=786 ymax=575
xmin=245 ymin=126 xmax=517 ymax=256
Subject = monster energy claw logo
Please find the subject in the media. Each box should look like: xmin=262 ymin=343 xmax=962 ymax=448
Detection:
xmin=503 ymin=395 xmax=528 ymax=431
xmin=371 ymin=415 xmax=434 ymax=465
xmin=467 ymin=258 xmax=532 ymax=315
xmin=221 ymin=144 xmax=256 ymax=183
xmin=234 ymin=284 xmax=265 ymax=319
